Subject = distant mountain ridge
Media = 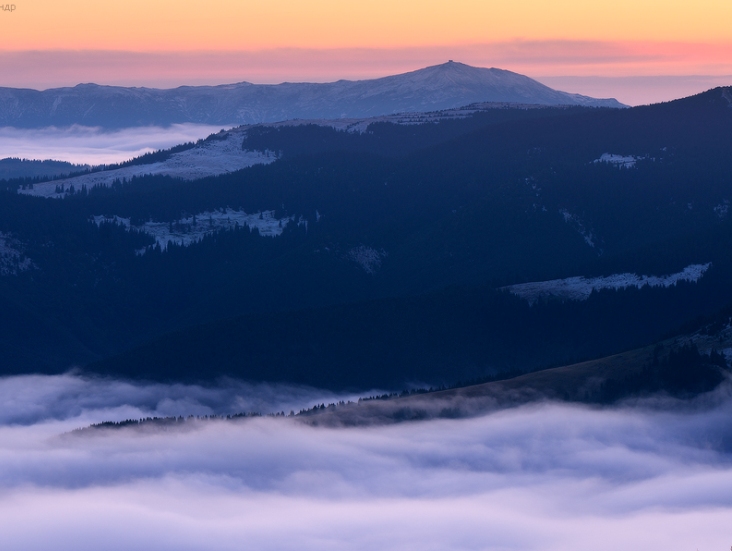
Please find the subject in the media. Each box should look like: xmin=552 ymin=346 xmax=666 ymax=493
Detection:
xmin=0 ymin=62 xmax=625 ymax=129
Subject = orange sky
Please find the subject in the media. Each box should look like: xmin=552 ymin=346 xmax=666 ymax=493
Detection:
xmin=1 ymin=0 xmax=731 ymax=103
xmin=2 ymin=0 xmax=732 ymax=51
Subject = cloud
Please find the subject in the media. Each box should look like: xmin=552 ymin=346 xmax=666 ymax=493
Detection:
xmin=0 ymin=124 xmax=227 ymax=165
xmin=0 ymin=373 xmax=369 ymax=426
xmin=0 ymin=374 xmax=731 ymax=550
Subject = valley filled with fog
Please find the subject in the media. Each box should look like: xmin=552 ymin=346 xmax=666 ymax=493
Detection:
xmin=2 ymin=65 xmax=732 ymax=550
xmin=0 ymin=124 xmax=228 ymax=166
xmin=0 ymin=373 xmax=730 ymax=550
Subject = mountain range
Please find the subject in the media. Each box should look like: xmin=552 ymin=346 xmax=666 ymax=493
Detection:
xmin=0 ymin=86 xmax=731 ymax=392
xmin=0 ymin=62 xmax=625 ymax=129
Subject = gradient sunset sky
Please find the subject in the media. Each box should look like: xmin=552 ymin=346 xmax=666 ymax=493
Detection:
xmin=2 ymin=0 xmax=732 ymax=104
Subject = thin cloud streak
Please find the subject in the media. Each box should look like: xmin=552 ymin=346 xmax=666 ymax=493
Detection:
xmin=2 ymin=41 xmax=731 ymax=90
xmin=0 ymin=374 xmax=731 ymax=549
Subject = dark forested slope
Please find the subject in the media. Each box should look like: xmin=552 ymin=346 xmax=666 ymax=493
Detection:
xmin=1 ymin=88 xmax=731 ymax=386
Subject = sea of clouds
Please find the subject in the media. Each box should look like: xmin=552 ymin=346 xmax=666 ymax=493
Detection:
xmin=0 ymin=124 xmax=228 ymax=166
xmin=1 ymin=373 xmax=731 ymax=550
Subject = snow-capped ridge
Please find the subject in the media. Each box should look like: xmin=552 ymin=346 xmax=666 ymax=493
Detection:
xmin=18 ymin=99 xmax=606 ymax=199
xmin=0 ymin=62 xmax=626 ymax=130
xmin=19 ymin=131 xmax=277 ymax=198
xmin=504 ymin=263 xmax=711 ymax=305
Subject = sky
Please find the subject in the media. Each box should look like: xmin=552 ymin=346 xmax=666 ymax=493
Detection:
xmin=1 ymin=1 xmax=732 ymax=104
xmin=1 ymin=373 xmax=731 ymax=550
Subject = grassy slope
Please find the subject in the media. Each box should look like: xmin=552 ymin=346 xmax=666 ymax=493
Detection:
xmin=303 ymin=327 xmax=732 ymax=426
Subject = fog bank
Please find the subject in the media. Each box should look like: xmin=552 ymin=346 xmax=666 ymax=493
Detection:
xmin=0 ymin=124 xmax=227 ymax=166
xmin=0 ymin=374 xmax=730 ymax=550
xmin=0 ymin=373 xmax=369 ymax=427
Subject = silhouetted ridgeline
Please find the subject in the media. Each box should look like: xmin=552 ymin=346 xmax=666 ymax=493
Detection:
xmin=0 ymin=62 xmax=623 ymax=129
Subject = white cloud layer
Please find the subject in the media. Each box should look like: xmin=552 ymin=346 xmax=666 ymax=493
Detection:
xmin=0 ymin=124 xmax=228 ymax=165
xmin=0 ymin=374 xmax=731 ymax=550
xmin=0 ymin=373 xmax=366 ymax=426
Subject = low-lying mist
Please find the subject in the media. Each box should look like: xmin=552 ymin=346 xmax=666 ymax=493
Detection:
xmin=0 ymin=124 xmax=228 ymax=166
xmin=1 ymin=373 xmax=731 ymax=550
xmin=0 ymin=373 xmax=366 ymax=426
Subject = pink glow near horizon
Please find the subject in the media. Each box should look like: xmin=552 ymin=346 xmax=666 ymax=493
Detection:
xmin=2 ymin=41 xmax=731 ymax=105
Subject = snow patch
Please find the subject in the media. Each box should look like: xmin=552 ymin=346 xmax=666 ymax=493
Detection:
xmin=594 ymin=153 xmax=638 ymax=168
xmin=503 ymin=263 xmax=711 ymax=305
xmin=0 ymin=232 xmax=35 ymax=276
xmin=19 ymin=130 xmax=277 ymax=199
xmin=91 ymin=215 xmax=130 ymax=229
xmin=347 ymin=246 xmax=387 ymax=274
xmin=93 ymin=208 xmax=293 ymax=252
xmin=714 ymin=200 xmax=729 ymax=219
xmin=559 ymin=209 xmax=597 ymax=248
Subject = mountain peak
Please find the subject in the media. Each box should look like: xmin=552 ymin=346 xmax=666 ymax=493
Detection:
xmin=0 ymin=63 xmax=626 ymax=129
xmin=369 ymin=61 xmax=625 ymax=109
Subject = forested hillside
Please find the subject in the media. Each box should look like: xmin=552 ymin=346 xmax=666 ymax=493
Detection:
xmin=1 ymin=88 xmax=731 ymax=388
